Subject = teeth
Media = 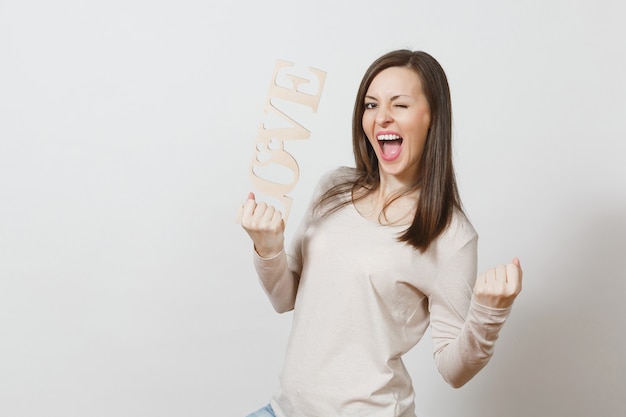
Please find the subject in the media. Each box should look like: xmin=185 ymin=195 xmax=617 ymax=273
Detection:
xmin=377 ymin=134 xmax=401 ymax=141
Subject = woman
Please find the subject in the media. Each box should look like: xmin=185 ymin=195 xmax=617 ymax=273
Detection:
xmin=241 ymin=49 xmax=522 ymax=417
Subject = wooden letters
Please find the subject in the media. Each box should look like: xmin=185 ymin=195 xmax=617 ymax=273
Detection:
xmin=249 ymin=60 xmax=326 ymax=222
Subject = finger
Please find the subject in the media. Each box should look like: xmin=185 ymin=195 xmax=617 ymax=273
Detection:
xmin=509 ymin=258 xmax=522 ymax=278
xmin=236 ymin=192 xmax=257 ymax=224
xmin=506 ymin=262 xmax=522 ymax=285
xmin=496 ymin=264 xmax=507 ymax=283
xmin=242 ymin=195 xmax=258 ymax=217
xmin=260 ymin=204 xmax=276 ymax=224
xmin=241 ymin=199 xmax=265 ymax=230
xmin=271 ymin=209 xmax=285 ymax=231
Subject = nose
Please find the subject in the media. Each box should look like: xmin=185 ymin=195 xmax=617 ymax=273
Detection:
xmin=375 ymin=105 xmax=392 ymax=126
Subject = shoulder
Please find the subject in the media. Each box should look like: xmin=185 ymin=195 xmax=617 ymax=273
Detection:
xmin=421 ymin=210 xmax=477 ymax=278
xmin=318 ymin=166 xmax=357 ymax=187
xmin=306 ymin=166 xmax=357 ymax=215
xmin=313 ymin=166 xmax=357 ymax=195
xmin=436 ymin=209 xmax=478 ymax=251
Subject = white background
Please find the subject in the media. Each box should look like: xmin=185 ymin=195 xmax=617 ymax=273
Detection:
xmin=1 ymin=1 xmax=625 ymax=416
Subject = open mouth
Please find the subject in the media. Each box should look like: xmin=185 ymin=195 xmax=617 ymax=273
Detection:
xmin=377 ymin=133 xmax=403 ymax=159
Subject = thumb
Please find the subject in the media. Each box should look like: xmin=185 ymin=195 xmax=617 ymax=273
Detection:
xmin=512 ymin=257 xmax=521 ymax=268
xmin=236 ymin=192 xmax=257 ymax=224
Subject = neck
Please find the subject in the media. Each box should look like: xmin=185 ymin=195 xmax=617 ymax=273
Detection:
xmin=354 ymin=177 xmax=418 ymax=226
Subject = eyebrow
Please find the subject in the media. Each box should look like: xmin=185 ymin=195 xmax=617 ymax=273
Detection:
xmin=364 ymin=94 xmax=412 ymax=101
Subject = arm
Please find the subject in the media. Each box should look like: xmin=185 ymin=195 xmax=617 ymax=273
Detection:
xmin=252 ymin=249 xmax=299 ymax=313
xmin=429 ymin=234 xmax=523 ymax=388
xmin=241 ymin=192 xmax=299 ymax=313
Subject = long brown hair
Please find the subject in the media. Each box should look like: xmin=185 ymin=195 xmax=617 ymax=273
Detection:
xmin=316 ymin=49 xmax=463 ymax=252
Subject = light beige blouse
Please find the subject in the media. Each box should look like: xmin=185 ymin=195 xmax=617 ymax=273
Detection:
xmin=253 ymin=167 xmax=511 ymax=417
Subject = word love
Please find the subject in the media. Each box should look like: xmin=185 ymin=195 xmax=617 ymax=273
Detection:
xmin=249 ymin=60 xmax=326 ymax=223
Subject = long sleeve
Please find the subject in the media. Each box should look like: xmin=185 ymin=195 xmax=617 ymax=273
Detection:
xmin=253 ymin=249 xmax=300 ymax=313
xmin=251 ymin=170 xmax=329 ymax=313
xmin=429 ymin=229 xmax=512 ymax=388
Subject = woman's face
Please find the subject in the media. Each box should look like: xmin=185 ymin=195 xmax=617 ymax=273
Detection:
xmin=362 ymin=66 xmax=431 ymax=185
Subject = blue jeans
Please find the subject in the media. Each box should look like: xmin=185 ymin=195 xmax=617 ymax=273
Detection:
xmin=246 ymin=404 xmax=276 ymax=417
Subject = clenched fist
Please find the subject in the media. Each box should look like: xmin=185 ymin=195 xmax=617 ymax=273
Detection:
xmin=473 ymin=258 xmax=523 ymax=309
xmin=240 ymin=192 xmax=285 ymax=258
